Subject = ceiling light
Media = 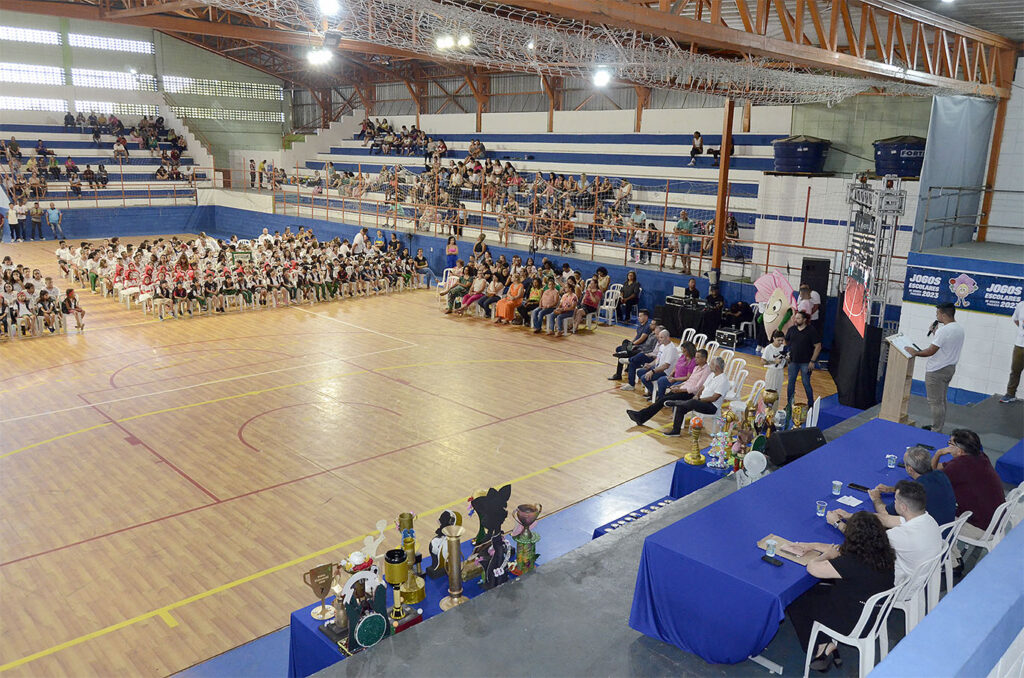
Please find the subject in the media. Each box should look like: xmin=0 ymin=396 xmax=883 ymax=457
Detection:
xmin=593 ymin=68 xmax=611 ymax=87
xmin=435 ymin=34 xmax=455 ymax=50
xmin=318 ymin=0 xmax=340 ymax=14
xmin=526 ymin=40 xmax=535 ymax=50
xmin=457 ymin=34 xmax=472 ymax=48
xmin=307 ymin=48 xmax=333 ymax=65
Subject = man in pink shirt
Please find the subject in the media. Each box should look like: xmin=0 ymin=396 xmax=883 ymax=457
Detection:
xmin=626 ymin=348 xmax=710 ymax=426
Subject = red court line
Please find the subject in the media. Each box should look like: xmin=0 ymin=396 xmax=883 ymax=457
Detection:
xmin=2 ymin=386 xmax=612 ymax=568
xmin=356 ymin=362 xmax=501 ymax=420
xmin=77 ymin=393 xmax=221 ymax=503
xmin=105 ymin=347 xmax=297 ymax=390
xmin=236 ymin=401 xmax=400 ymax=453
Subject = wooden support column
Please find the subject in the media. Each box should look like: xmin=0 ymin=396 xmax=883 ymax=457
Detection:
xmin=634 ymin=86 xmax=650 ymax=133
xmin=978 ymin=84 xmax=1011 ymax=242
xmin=711 ymin=98 xmax=735 ymax=277
xmin=466 ymin=71 xmax=490 ymax=133
xmin=741 ymin=100 xmax=752 ymax=132
xmin=318 ymin=88 xmax=331 ymax=129
xmin=404 ymin=80 xmax=425 ymax=129
xmin=541 ymin=75 xmax=561 ymax=133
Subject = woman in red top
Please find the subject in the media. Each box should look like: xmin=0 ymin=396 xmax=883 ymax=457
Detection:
xmin=931 ymin=428 xmax=1005 ymax=537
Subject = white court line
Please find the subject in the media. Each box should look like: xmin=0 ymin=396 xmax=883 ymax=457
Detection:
xmin=291 ymin=306 xmax=417 ymax=346
xmin=0 ymin=343 xmax=417 ymax=425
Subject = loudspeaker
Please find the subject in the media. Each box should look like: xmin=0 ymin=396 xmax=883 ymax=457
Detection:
xmin=765 ymin=426 xmax=827 ymax=467
xmin=800 ymin=258 xmax=831 ymax=295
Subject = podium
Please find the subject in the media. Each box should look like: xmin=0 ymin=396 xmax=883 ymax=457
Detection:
xmin=880 ymin=334 xmax=917 ymax=424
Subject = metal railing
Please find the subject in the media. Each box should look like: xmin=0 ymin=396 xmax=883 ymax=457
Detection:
xmin=922 ymin=186 xmax=1024 ymax=246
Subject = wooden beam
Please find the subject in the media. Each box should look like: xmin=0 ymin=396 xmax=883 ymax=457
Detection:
xmin=978 ymin=57 xmax=1013 ymax=241
xmin=103 ymin=0 xmax=204 ymax=19
xmin=634 ymin=85 xmax=650 ymax=132
xmin=711 ymin=98 xmax=735 ymax=273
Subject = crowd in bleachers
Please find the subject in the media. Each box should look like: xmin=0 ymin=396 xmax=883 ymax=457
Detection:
xmin=0 ymin=113 xmax=195 ymax=208
xmin=1 ymin=255 xmax=86 ymax=338
xmin=287 ymin=123 xmax=751 ymax=269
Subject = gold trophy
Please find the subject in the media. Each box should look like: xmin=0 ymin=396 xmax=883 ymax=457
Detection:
xmin=304 ymin=563 xmax=336 ymax=620
xmin=684 ymin=416 xmax=706 ymax=466
xmin=439 ymin=525 xmax=467 ymax=611
xmin=400 ymin=536 xmax=426 ymax=604
xmin=791 ymin=402 xmax=807 ymax=428
xmin=511 ymin=503 xmax=542 ymax=575
xmin=383 ymin=548 xmax=409 ymax=622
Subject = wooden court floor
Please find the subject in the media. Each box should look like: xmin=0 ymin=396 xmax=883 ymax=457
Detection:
xmin=0 ymin=236 xmax=836 ymax=677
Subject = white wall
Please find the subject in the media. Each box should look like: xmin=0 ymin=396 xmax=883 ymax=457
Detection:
xmin=898 ymin=301 xmax=1020 ymax=397
xmin=986 ymin=56 xmax=1024 ymax=246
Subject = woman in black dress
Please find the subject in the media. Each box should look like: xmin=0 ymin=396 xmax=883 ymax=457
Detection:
xmin=616 ymin=270 xmax=640 ymax=322
xmin=786 ymin=511 xmax=896 ymax=672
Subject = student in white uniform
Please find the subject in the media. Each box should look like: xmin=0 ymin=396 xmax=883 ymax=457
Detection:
xmin=761 ymin=330 xmax=786 ymax=393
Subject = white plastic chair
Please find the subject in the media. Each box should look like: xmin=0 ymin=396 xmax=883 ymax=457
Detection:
xmin=703 ymin=340 xmax=720 ymax=359
xmin=937 ymin=511 xmax=972 ymax=604
xmin=680 ymin=327 xmax=696 ymax=345
xmin=718 ymin=349 xmax=735 ymax=368
xmin=891 ymin=550 xmax=944 ymax=638
xmin=739 ymin=304 xmax=757 ymax=340
xmin=959 ymin=484 xmax=1024 ymax=557
xmin=803 ymin=582 xmax=906 ymax=678
xmin=726 ymin=369 xmax=748 ymax=400
xmin=746 ymin=378 xmax=766 ymax=404
xmin=692 ymin=332 xmax=707 ymax=349
xmin=598 ymin=290 xmax=620 ymax=325
xmin=725 ymin=356 xmax=746 ymax=383
xmin=807 ymin=396 xmax=822 ymax=428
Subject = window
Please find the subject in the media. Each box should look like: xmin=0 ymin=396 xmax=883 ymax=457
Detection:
xmin=162 ymin=75 xmax=284 ymax=101
xmin=170 ymin=106 xmax=284 ymax=123
xmin=0 ymin=96 xmax=68 ymax=112
xmin=0 ymin=26 xmax=61 ymax=45
xmin=0 ymin=63 xmax=65 ymax=86
xmin=71 ymin=68 xmax=157 ymax=91
xmin=68 ymin=33 xmax=154 ymax=54
xmin=74 ymin=100 xmax=160 ymax=117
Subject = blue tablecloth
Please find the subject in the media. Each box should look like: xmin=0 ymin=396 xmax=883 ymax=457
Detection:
xmin=591 ymin=496 xmax=677 ymax=540
xmin=669 ymin=450 xmax=732 ymax=498
xmin=628 ymin=418 xmax=949 ymax=664
xmin=288 ymin=540 xmax=492 ymax=678
xmin=995 ymin=439 xmax=1024 ymax=485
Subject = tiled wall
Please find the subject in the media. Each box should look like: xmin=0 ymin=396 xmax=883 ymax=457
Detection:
xmin=791 ymin=97 xmax=932 ymax=174
xmin=986 ymin=57 xmax=1024 ymax=246
xmin=754 ymin=175 xmax=918 ymax=300
xmin=898 ymin=301 xmax=1018 ymax=397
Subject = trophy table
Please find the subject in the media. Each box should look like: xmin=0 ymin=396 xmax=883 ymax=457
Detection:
xmin=510 ymin=503 xmax=542 ymax=576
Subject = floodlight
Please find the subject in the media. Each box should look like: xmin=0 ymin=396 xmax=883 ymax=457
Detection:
xmin=593 ymin=68 xmax=611 ymax=87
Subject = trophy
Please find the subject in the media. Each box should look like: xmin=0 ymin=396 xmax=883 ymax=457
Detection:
xmin=439 ymin=525 xmax=467 ymax=611
xmin=511 ymin=503 xmax=542 ymax=575
xmin=684 ymin=416 xmax=706 ymax=466
xmin=791 ymin=402 xmax=807 ymax=428
xmin=304 ymin=563 xmax=336 ymax=620
xmin=383 ymin=548 xmax=409 ymax=621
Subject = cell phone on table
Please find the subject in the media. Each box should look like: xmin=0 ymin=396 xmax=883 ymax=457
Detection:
xmin=761 ymin=555 xmax=783 ymax=567
xmin=847 ymin=482 xmax=871 ymax=492
xmin=918 ymin=443 xmax=935 ymax=450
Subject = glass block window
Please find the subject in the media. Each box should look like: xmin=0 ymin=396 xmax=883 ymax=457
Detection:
xmin=74 ymin=100 xmax=160 ymax=117
xmin=68 ymin=33 xmax=154 ymax=54
xmin=170 ymin=106 xmax=284 ymax=123
xmin=71 ymin=68 xmax=158 ymax=91
xmin=0 ymin=26 xmax=61 ymax=45
xmin=0 ymin=63 xmax=65 ymax=86
xmin=0 ymin=97 xmax=68 ymax=112
xmin=163 ymin=76 xmax=284 ymax=101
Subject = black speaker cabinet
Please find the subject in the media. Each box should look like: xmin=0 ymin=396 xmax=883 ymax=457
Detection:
xmin=765 ymin=426 xmax=827 ymax=467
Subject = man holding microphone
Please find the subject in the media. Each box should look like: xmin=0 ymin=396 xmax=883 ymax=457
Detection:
xmin=909 ymin=302 xmax=964 ymax=432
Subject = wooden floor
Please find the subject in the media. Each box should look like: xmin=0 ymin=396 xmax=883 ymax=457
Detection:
xmin=0 ymin=236 xmax=837 ymax=677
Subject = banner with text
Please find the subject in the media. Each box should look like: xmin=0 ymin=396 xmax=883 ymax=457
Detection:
xmin=904 ymin=266 xmax=1023 ymax=315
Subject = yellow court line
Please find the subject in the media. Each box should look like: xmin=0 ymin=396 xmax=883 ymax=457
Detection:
xmin=159 ymin=611 xmax=178 ymax=628
xmin=0 ymin=426 xmax=663 ymax=673
xmin=0 ymin=359 xmax=601 ymax=459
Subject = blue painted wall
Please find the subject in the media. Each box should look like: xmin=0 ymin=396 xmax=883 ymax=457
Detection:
xmin=46 ymin=206 xmax=214 ymax=241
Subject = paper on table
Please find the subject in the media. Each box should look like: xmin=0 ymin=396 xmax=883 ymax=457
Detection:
xmin=757 ymin=534 xmax=823 ymax=566
xmin=885 ymin=333 xmax=921 ymax=359
xmin=837 ymin=495 xmax=863 ymax=507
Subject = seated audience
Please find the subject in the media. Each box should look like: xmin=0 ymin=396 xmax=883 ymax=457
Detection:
xmin=663 ymin=356 xmax=730 ymax=436
xmin=869 ymin=445 xmax=957 ymax=526
xmin=626 ymin=347 xmax=709 ymax=426
xmin=931 ymin=428 xmax=1005 ymax=538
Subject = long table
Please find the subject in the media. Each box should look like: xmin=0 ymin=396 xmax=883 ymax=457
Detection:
xmin=628 ymin=418 xmax=949 ymax=664
xmin=995 ymin=438 xmax=1024 ymax=485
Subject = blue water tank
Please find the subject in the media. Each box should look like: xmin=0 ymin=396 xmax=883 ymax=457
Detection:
xmin=771 ymin=135 xmax=831 ymax=173
xmin=873 ymin=135 xmax=926 ymax=177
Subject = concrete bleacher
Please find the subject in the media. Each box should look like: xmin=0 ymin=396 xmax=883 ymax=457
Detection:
xmin=1 ymin=123 xmax=205 ymax=207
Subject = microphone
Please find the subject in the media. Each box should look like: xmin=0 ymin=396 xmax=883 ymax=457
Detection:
xmin=927 ymin=320 xmax=939 ymax=336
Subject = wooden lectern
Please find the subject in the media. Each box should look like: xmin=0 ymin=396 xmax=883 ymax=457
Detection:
xmin=880 ymin=334 xmax=917 ymax=424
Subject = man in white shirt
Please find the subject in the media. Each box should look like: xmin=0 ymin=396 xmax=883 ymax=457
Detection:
xmin=352 ymin=228 xmax=368 ymax=255
xmin=664 ymin=356 xmax=731 ymax=436
xmin=630 ymin=330 xmax=681 ymax=395
xmin=1001 ymin=299 xmax=1024 ymax=404
xmin=910 ymin=303 xmax=964 ymax=432
xmin=828 ymin=479 xmax=942 ymax=599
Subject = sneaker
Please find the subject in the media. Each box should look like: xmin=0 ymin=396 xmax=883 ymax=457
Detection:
xmin=618 ymin=357 xmax=630 ymax=364
xmin=662 ymin=430 xmax=681 ymax=437
xmin=688 ymin=160 xmax=695 ymax=167
xmin=999 ymin=395 xmax=1019 ymax=404
xmin=619 ymin=384 xmax=634 ymax=391
xmin=608 ymin=375 xmax=622 ymax=381
xmin=626 ymin=410 xmax=642 ymax=425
